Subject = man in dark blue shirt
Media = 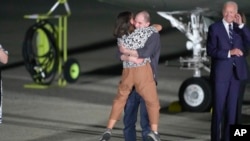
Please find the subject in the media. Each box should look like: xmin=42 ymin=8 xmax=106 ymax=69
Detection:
xmin=119 ymin=11 xmax=162 ymax=141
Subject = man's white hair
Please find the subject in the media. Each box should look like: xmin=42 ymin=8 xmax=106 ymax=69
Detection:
xmin=223 ymin=1 xmax=238 ymax=12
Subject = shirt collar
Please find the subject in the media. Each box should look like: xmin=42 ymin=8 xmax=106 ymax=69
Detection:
xmin=222 ymin=19 xmax=233 ymax=27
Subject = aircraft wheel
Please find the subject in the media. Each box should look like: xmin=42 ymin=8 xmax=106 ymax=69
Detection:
xmin=63 ymin=58 xmax=80 ymax=83
xmin=178 ymin=76 xmax=212 ymax=112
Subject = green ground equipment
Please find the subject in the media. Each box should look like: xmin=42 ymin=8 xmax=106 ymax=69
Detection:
xmin=22 ymin=0 xmax=80 ymax=88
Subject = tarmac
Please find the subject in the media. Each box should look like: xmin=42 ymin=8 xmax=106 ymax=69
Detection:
xmin=0 ymin=0 xmax=250 ymax=141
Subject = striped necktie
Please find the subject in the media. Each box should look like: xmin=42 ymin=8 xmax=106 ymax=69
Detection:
xmin=229 ymin=24 xmax=233 ymax=44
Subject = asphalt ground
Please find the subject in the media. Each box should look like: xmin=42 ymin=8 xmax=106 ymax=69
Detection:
xmin=0 ymin=0 xmax=250 ymax=141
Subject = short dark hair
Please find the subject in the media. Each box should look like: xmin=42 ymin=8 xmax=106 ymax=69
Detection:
xmin=238 ymin=11 xmax=246 ymax=23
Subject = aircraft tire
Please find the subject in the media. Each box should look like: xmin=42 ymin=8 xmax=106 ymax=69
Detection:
xmin=178 ymin=76 xmax=212 ymax=112
xmin=63 ymin=58 xmax=80 ymax=83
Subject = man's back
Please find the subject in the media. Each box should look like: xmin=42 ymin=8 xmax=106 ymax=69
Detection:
xmin=137 ymin=32 xmax=161 ymax=81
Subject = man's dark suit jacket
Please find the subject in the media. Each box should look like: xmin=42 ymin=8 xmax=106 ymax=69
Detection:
xmin=207 ymin=20 xmax=250 ymax=82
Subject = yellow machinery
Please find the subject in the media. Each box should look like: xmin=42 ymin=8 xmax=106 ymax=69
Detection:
xmin=23 ymin=0 xmax=80 ymax=88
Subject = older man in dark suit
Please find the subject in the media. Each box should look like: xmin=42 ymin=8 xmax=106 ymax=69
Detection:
xmin=206 ymin=1 xmax=250 ymax=141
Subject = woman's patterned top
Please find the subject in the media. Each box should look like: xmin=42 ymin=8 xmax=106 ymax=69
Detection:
xmin=118 ymin=26 xmax=158 ymax=68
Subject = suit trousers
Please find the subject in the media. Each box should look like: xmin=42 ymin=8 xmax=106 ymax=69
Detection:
xmin=123 ymin=90 xmax=150 ymax=141
xmin=109 ymin=63 xmax=160 ymax=125
xmin=211 ymin=68 xmax=241 ymax=141
xmin=236 ymin=80 xmax=247 ymax=124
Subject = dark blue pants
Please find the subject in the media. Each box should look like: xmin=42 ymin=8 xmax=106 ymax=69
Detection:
xmin=211 ymin=74 xmax=240 ymax=141
xmin=123 ymin=89 xmax=150 ymax=141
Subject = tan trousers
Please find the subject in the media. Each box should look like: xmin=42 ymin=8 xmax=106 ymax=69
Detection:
xmin=109 ymin=63 xmax=160 ymax=124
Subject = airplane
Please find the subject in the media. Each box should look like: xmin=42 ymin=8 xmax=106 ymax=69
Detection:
xmin=98 ymin=0 xmax=250 ymax=16
xmin=98 ymin=0 xmax=250 ymax=112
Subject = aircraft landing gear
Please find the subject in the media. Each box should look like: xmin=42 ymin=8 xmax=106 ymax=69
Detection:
xmin=157 ymin=8 xmax=214 ymax=112
xmin=179 ymin=76 xmax=211 ymax=112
